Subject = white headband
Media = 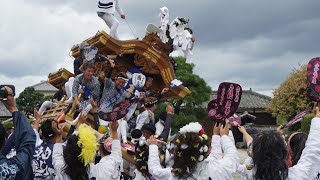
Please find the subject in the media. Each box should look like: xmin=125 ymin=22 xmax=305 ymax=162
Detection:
xmin=116 ymin=77 xmax=128 ymax=81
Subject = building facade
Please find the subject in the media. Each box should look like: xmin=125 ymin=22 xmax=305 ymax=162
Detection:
xmin=31 ymin=81 xmax=58 ymax=97
xmin=0 ymin=102 xmax=11 ymax=120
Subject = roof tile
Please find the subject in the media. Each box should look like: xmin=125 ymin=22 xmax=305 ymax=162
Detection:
xmin=209 ymin=90 xmax=271 ymax=109
xmin=31 ymin=81 xmax=58 ymax=92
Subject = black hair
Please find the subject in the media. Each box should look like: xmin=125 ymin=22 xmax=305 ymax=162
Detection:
xmin=116 ymin=72 xmax=128 ymax=79
xmin=289 ymin=133 xmax=308 ymax=166
xmin=82 ymin=62 xmax=96 ymax=71
xmin=144 ymin=97 xmax=157 ymax=109
xmin=0 ymin=123 xmax=7 ymax=149
xmin=252 ymin=131 xmax=288 ymax=180
xmin=141 ymin=123 xmax=156 ymax=135
xmin=135 ymin=143 xmax=152 ymax=179
xmin=184 ymin=27 xmax=193 ymax=34
xmin=99 ymin=143 xmax=111 ymax=156
xmin=172 ymin=133 xmax=199 ymax=178
xmin=159 ymin=112 xmax=167 ymax=122
xmin=63 ymin=135 xmax=89 ymax=180
xmin=40 ymin=119 xmax=56 ymax=141
xmin=135 ymin=125 xmax=156 ymax=179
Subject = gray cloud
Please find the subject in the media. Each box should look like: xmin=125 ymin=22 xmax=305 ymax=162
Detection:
xmin=1 ymin=0 xmax=319 ymax=96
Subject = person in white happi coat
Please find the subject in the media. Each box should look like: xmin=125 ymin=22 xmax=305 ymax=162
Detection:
xmin=135 ymin=97 xmax=158 ymax=130
xmin=147 ymin=122 xmax=238 ymax=180
xmin=205 ymin=122 xmax=240 ymax=180
xmin=239 ymin=106 xmax=320 ymax=180
xmin=53 ymin=122 xmax=122 ymax=180
xmin=97 ymin=0 xmax=125 ymax=39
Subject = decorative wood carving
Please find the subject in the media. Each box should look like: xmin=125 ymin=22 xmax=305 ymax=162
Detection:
xmin=70 ymin=31 xmax=191 ymax=100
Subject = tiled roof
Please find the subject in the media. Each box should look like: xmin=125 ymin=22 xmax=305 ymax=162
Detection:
xmin=31 ymin=81 xmax=58 ymax=92
xmin=0 ymin=102 xmax=11 ymax=117
xmin=210 ymin=89 xmax=272 ymax=109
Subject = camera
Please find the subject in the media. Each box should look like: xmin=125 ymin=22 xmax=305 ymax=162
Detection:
xmin=0 ymin=85 xmax=15 ymax=100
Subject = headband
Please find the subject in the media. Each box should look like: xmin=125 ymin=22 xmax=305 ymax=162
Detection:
xmin=145 ymin=99 xmax=158 ymax=106
xmin=116 ymin=77 xmax=129 ymax=81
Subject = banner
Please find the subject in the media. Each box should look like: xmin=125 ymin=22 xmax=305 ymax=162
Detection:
xmin=208 ymin=82 xmax=242 ymax=121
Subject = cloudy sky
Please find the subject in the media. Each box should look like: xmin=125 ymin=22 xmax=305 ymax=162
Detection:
xmin=1 ymin=0 xmax=319 ymax=97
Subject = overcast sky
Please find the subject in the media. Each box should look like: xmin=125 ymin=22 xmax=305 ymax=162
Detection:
xmin=1 ymin=0 xmax=319 ymax=97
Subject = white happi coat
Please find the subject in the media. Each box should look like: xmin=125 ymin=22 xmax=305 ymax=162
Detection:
xmin=53 ymin=140 xmax=122 ymax=180
xmin=239 ymin=117 xmax=320 ymax=180
xmin=147 ymin=133 xmax=239 ymax=180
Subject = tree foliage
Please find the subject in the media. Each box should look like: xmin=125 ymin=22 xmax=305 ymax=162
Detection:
xmin=16 ymin=87 xmax=46 ymax=116
xmin=300 ymin=113 xmax=314 ymax=134
xmin=267 ymin=65 xmax=311 ymax=122
xmin=172 ymin=57 xmax=212 ymax=113
xmin=154 ymin=57 xmax=212 ymax=133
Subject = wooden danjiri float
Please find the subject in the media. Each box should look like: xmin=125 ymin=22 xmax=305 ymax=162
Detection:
xmin=41 ymin=30 xmax=191 ymax=164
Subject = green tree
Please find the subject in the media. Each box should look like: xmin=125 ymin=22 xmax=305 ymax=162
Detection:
xmin=16 ymin=87 xmax=46 ymax=116
xmin=156 ymin=57 xmax=212 ymax=133
xmin=301 ymin=113 xmax=314 ymax=134
xmin=172 ymin=57 xmax=212 ymax=114
xmin=267 ymin=65 xmax=311 ymax=123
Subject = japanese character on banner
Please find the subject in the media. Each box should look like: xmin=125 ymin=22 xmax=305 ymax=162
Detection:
xmin=208 ymin=82 xmax=242 ymax=122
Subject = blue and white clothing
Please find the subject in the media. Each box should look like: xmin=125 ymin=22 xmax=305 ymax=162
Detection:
xmin=32 ymin=141 xmax=55 ymax=180
xmin=72 ymin=73 xmax=101 ymax=101
xmin=100 ymin=77 xmax=125 ymax=113
xmin=0 ymin=112 xmax=36 ymax=180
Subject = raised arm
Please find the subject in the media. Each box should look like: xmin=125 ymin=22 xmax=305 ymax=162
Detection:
xmin=288 ymin=114 xmax=320 ymax=179
xmin=89 ymin=121 xmax=122 ymax=179
xmin=208 ymin=123 xmax=239 ymax=179
xmin=207 ymin=123 xmax=222 ymax=160
xmin=109 ymin=121 xmax=122 ymax=158
xmin=148 ymin=136 xmax=172 ymax=179
xmin=238 ymin=126 xmax=253 ymax=146
xmin=115 ymin=0 xmax=125 ymax=17
xmin=135 ymin=110 xmax=149 ymax=130
xmin=72 ymin=75 xmax=82 ymax=106
xmin=220 ymin=124 xmax=239 ymax=171
xmin=159 ymin=105 xmax=174 ymax=141
xmin=0 ymin=87 xmax=36 ymax=179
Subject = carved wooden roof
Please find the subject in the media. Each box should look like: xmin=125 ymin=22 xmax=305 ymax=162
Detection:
xmin=70 ymin=31 xmax=191 ymax=99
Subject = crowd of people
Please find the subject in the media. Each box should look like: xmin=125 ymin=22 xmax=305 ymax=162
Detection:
xmin=1 ymin=48 xmax=320 ymax=180
xmin=1 ymin=1 xmax=320 ymax=180
xmin=1 ymin=83 xmax=320 ymax=180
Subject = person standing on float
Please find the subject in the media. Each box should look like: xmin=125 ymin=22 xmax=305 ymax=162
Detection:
xmin=97 ymin=0 xmax=125 ymax=39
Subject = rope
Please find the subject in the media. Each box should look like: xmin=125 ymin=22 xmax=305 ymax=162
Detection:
xmin=124 ymin=19 xmax=137 ymax=39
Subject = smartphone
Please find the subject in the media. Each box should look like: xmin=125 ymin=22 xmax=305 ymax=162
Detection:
xmin=0 ymin=85 xmax=15 ymax=100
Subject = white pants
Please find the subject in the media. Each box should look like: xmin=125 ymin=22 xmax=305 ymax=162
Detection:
xmin=39 ymin=101 xmax=57 ymax=115
xmin=64 ymin=77 xmax=74 ymax=100
xmin=99 ymin=118 xmax=128 ymax=143
xmin=99 ymin=13 xmax=120 ymax=39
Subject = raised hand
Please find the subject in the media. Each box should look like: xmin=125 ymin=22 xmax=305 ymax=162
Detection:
xmin=148 ymin=135 xmax=158 ymax=145
xmin=109 ymin=121 xmax=119 ymax=139
xmin=213 ymin=123 xmax=221 ymax=135
xmin=220 ymin=121 xmax=230 ymax=136
xmin=0 ymin=86 xmax=18 ymax=113
xmin=238 ymin=126 xmax=247 ymax=134
xmin=52 ymin=121 xmax=63 ymax=143
xmin=166 ymin=104 xmax=174 ymax=114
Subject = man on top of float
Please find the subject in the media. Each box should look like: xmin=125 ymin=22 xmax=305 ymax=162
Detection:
xmin=97 ymin=0 xmax=126 ymax=39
